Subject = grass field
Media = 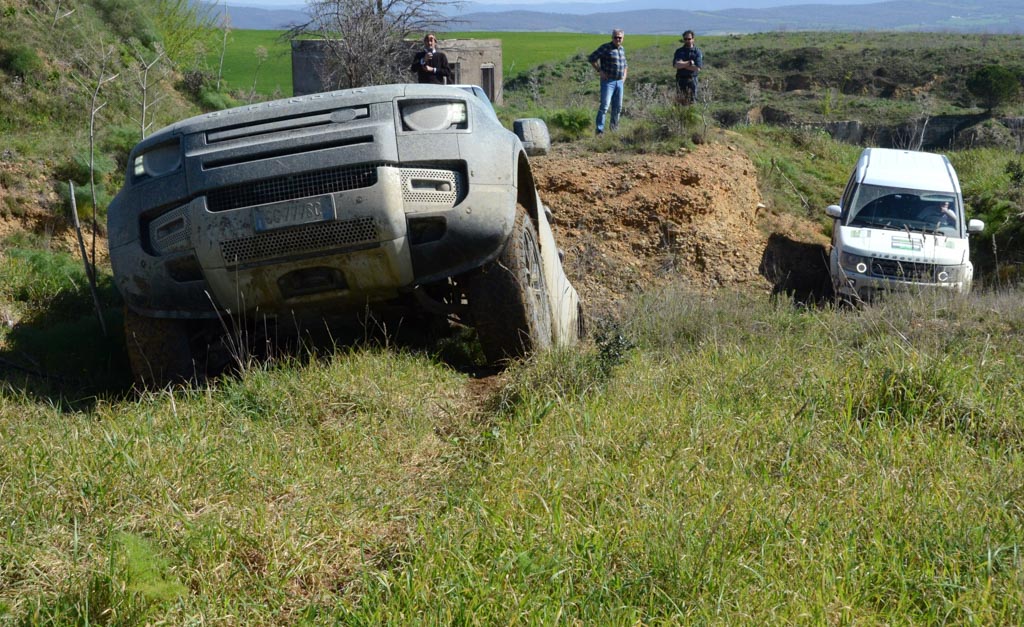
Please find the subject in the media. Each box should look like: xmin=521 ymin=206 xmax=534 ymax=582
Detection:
xmin=212 ymin=29 xmax=295 ymax=99
xmin=210 ymin=30 xmax=669 ymax=98
xmin=4 ymin=288 xmax=1024 ymax=623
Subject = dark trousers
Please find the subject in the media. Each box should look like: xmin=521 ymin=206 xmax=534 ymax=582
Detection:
xmin=676 ymin=75 xmax=699 ymax=104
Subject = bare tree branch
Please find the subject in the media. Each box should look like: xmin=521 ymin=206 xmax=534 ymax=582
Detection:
xmin=291 ymin=0 xmax=463 ymax=90
xmin=131 ymin=43 xmax=168 ymax=139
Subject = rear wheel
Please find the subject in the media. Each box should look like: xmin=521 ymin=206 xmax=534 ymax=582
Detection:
xmin=469 ymin=205 xmax=553 ymax=364
xmin=123 ymin=307 xmax=195 ymax=388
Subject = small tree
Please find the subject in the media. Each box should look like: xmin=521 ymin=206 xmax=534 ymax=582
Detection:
xmin=248 ymin=46 xmax=268 ymax=103
xmin=131 ymin=43 xmax=168 ymax=139
xmin=291 ymin=0 xmax=463 ymax=90
xmin=966 ymin=65 xmax=1021 ymax=113
xmin=216 ymin=0 xmax=232 ymax=92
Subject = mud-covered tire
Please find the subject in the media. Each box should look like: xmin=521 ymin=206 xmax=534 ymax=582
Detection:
xmin=123 ymin=307 xmax=195 ymax=388
xmin=469 ymin=205 xmax=553 ymax=364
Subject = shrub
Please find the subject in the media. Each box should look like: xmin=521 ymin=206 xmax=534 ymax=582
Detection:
xmin=200 ymin=88 xmax=239 ymax=111
xmin=966 ymin=65 xmax=1021 ymax=113
xmin=0 ymin=44 xmax=42 ymax=79
xmin=547 ymin=108 xmax=591 ymax=140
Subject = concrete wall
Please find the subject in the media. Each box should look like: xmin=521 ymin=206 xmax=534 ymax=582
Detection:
xmin=291 ymin=39 xmax=504 ymax=105
xmin=440 ymin=39 xmax=503 ymax=105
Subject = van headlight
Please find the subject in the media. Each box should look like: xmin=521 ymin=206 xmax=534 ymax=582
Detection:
xmin=399 ymin=100 xmax=468 ymax=131
xmin=935 ymin=265 xmax=965 ymax=283
xmin=132 ymin=139 xmax=182 ymax=181
xmin=839 ymin=251 xmax=871 ymax=275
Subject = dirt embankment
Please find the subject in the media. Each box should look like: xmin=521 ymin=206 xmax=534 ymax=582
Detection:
xmin=533 ymin=139 xmax=831 ymax=316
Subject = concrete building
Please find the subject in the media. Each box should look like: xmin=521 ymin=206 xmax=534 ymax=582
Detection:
xmin=291 ymin=38 xmax=503 ymax=104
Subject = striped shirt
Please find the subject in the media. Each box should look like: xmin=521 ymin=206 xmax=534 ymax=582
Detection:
xmin=588 ymin=42 xmax=627 ymax=80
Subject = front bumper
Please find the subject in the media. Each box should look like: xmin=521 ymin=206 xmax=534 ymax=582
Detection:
xmin=831 ymin=259 xmax=972 ymax=300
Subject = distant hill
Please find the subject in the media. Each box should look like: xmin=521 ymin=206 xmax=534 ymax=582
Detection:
xmin=219 ymin=4 xmax=307 ymax=29
xmin=221 ymin=0 xmax=1022 ymax=33
xmin=451 ymin=0 xmax=1024 ymax=34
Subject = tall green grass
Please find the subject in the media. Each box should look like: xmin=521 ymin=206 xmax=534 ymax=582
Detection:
xmin=3 ymin=287 xmax=1024 ymax=622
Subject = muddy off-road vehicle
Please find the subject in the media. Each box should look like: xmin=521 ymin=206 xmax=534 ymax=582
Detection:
xmin=108 ymin=84 xmax=582 ymax=385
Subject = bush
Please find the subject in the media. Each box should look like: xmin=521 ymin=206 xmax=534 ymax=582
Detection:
xmin=179 ymin=69 xmax=213 ymax=98
xmin=102 ymin=125 xmax=144 ymax=171
xmin=96 ymin=0 xmax=158 ymax=47
xmin=200 ymin=88 xmax=239 ymax=111
xmin=0 ymin=44 xmax=42 ymax=79
xmin=547 ymin=108 xmax=591 ymax=140
xmin=966 ymin=65 xmax=1021 ymax=112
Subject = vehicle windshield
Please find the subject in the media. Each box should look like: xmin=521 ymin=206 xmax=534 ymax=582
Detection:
xmin=847 ymin=184 xmax=961 ymax=237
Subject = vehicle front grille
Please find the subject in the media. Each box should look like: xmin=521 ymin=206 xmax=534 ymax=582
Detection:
xmin=220 ymin=216 xmax=379 ymax=266
xmin=871 ymin=259 xmax=935 ymax=281
xmin=207 ymin=163 xmax=383 ymax=213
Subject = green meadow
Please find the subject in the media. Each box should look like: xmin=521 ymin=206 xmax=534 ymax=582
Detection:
xmin=211 ymin=30 xmax=668 ymax=98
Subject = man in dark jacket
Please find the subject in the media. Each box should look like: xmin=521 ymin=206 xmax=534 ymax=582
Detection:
xmin=411 ymin=33 xmax=453 ymax=84
xmin=673 ymin=30 xmax=703 ymax=104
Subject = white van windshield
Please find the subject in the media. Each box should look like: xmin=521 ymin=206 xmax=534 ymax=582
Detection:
xmin=847 ymin=184 xmax=961 ymax=237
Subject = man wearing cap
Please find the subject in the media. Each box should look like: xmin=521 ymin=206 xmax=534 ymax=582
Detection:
xmin=673 ymin=30 xmax=703 ymax=105
xmin=588 ymin=29 xmax=628 ymax=135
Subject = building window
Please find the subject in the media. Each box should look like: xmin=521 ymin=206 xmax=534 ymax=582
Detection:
xmin=481 ymin=64 xmax=495 ymax=102
xmin=450 ymin=62 xmax=461 ymax=84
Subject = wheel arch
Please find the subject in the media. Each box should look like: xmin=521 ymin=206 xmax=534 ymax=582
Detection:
xmin=515 ymin=151 xmax=542 ymax=226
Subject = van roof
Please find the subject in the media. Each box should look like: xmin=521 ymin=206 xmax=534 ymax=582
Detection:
xmin=859 ymin=147 xmax=958 ymax=193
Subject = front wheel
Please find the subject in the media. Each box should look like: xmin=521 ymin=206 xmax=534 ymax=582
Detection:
xmin=468 ymin=205 xmax=553 ymax=364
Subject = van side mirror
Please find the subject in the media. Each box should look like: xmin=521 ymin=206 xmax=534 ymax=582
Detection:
xmin=968 ymin=219 xmax=985 ymax=234
xmin=825 ymin=204 xmax=842 ymax=219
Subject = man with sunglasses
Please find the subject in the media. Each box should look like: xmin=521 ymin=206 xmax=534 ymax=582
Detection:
xmin=673 ymin=30 xmax=703 ymax=105
xmin=588 ymin=29 xmax=628 ymax=135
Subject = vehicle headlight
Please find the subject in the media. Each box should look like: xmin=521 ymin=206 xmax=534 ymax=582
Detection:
xmin=839 ymin=251 xmax=871 ymax=275
xmin=935 ymin=265 xmax=965 ymax=283
xmin=132 ymin=139 xmax=182 ymax=181
xmin=399 ymin=100 xmax=468 ymax=131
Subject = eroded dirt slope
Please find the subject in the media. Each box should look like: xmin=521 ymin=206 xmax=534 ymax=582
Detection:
xmin=534 ymin=139 xmax=830 ymax=316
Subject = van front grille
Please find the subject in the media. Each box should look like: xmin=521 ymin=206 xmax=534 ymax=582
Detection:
xmin=871 ymin=259 xmax=935 ymax=281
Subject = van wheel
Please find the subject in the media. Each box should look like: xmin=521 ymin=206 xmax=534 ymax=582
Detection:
xmin=469 ymin=205 xmax=553 ymax=364
xmin=123 ymin=307 xmax=195 ymax=388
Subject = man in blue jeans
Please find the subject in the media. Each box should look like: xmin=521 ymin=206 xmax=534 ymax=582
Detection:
xmin=588 ymin=29 xmax=628 ymax=135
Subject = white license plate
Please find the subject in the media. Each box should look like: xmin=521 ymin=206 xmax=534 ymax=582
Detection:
xmin=253 ymin=195 xmax=336 ymax=232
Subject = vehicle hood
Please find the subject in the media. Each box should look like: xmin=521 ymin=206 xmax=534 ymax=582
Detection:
xmin=137 ymin=83 xmax=472 ymax=148
xmin=836 ymin=225 xmax=969 ymax=265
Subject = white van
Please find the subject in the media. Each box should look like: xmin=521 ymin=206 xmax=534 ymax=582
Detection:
xmin=825 ymin=147 xmax=985 ymax=301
